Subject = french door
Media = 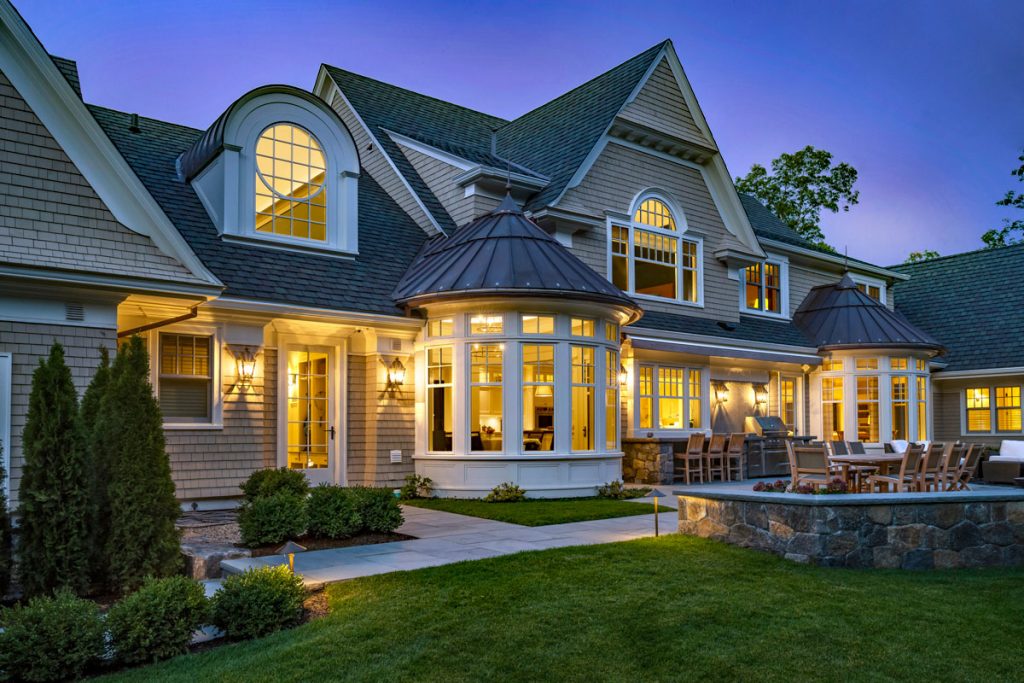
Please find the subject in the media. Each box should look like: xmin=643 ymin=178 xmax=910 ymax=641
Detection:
xmin=283 ymin=345 xmax=338 ymax=485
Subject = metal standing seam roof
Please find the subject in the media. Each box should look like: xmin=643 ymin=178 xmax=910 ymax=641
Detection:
xmin=793 ymin=273 xmax=944 ymax=353
xmin=393 ymin=193 xmax=640 ymax=317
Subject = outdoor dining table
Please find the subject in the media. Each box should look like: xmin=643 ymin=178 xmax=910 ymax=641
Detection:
xmin=829 ymin=453 xmax=906 ymax=491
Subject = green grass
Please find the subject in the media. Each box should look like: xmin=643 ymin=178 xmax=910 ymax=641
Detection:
xmin=102 ymin=535 xmax=1024 ymax=682
xmin=402 ymin=496 xmax=671 ymax=526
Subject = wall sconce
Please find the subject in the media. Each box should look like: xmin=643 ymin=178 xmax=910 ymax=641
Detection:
xmin=619 ymin=364 xmax=628 ymax=385
xmin=712 ymin=381 xmax=729 ymax=404
xmin=227 ymin=345 xmax=261 ymax=394
xmin=385 ymin=357 xmax=407 ymax=391
xmin=754 ymin=383 xmax=769 ymax=408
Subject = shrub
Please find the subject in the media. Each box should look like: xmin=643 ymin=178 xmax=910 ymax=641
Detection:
xmin=107 ymin=576 xmax=209 ymax=665
xmin=240 ymin=468 xmax=309 ymax=502
xmin=307 ymin=485 xmax=361 ymax=539
xmin=0 ymin=590 xmax=105 ymax=682
xmin=485 ymin=482 xmax=526 ymax=503
xmin=350 ymin=487 xmax=404 ymax=533
xmin=210 ymin=565 xmax=305 ymax=640
xmin=80 ymin=346 xmax=112 ymax=585
xmin=752 ymin=480 xmax=790 ymax=493
xmin=95 ymin=336 xmax=181 ymax=592
xmin=239 ymin=492 xmax=309 ymax=547
xmin=399 ymin=474 xmax=433 ymax=500
xmin=0 ymin=444 xmax=10 ymax=598
xmin=17 ymin=342 xmax=91 ymax=597
xmin=598 ymin=480 xmax=650 ymax=500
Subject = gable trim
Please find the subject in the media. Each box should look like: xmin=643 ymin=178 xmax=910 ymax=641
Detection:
xmin=757 ymin=237 xmax=908 ymax=281
xmin=0 ymin=0 xmax=221 ymax=289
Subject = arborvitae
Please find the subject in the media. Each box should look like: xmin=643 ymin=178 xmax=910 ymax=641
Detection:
xmin=0 ymin=445 xmax=11 ymax=598
xmin=96 ymin=336 xmax=180 ymax=592
xmin=17 ymin=342 xmax=91 ymax=597
xmin=80 ymin=346 xmax=111 ymax=586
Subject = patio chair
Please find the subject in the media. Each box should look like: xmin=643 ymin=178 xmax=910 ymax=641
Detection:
xmin=789 ymin=444 xmax=832 ymax=490
xmin=704 ymin=434 xmax=727 ymax=481
xmin=724 ymin=433 xmax=746 ymax=481
xmin=847 ymin=441 xmax=867 ymax=455
xmin=936 ymin=443 xmax=963 ymax=491
xmin=674 ymin=433 xmax=706 ymax=485
xmin=866 ymin=443 xmax=925 ymax=493
xmin=948 ymin=444 xmax=984 ymax=491
xmin=917 ymin=442 xmax=947 ymax=492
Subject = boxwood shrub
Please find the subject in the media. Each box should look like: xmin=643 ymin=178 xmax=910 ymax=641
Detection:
xmin=240 ymin=467 xmax=309 ymax=502
xmin=210 ymin=565 xmax=306 ymax=640
xmin=307 ymin=484 xmax=362 ymax=539
xmin=238 ymin=492 xmax=309 ymax=548
xmin=349 ymin=486 xmax=404 ymax=533
xmin=0 ymin=590 xmax=105 ymax=682
xmin=107 ymin=576 xmax=209 ymax=665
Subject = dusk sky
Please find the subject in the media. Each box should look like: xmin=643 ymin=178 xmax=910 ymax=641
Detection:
xmin=16 ymin=0 xmax=1024 ymax=265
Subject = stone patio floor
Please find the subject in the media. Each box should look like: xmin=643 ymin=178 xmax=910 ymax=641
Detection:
xmin=220 ymin=500 xmax=676 ymax=588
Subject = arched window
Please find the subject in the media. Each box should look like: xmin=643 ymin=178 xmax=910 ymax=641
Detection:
xmin=255 ymin=124 xmax=328 ymax=242
xmin=609 ymin=192 xmax=701 ymax=304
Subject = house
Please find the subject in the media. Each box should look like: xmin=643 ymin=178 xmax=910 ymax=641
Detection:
xmin=0 ymin=0 xmax=1014 ymax=508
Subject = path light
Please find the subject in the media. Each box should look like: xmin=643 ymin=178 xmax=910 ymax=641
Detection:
xmin=278 ymin=540 xmax=307 ymax=574
xmin=647 ymin=488 xmax=667 ymax=537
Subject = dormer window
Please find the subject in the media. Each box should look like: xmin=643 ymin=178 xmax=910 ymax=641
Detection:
xmin=255 ymin=124 xmax=327 ymax=242
xmin=741 ymin=254 xmax=789 ymax=317
xmin=608 ymin=192 xmax=702 ymax=305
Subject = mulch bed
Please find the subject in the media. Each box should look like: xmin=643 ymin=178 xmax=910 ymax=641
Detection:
xmin=246 ymin=532 xmax=414 ymax=557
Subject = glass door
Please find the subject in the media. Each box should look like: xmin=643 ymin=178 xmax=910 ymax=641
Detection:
xmin=285 ymin=347 xmax=335 ymax=485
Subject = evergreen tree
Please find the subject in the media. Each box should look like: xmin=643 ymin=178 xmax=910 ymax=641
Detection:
xmin=0 ymin=444 xmax=11 ymax=598
xmin=17 ymin=342 xmax=91 ymax=597
xmin=80 ymin=346 xmax=112 ymax=585
xmin=96 ymin=336 xmax=180 ymax=592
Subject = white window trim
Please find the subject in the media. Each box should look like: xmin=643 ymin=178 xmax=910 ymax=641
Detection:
xmin=777 ymin=373 xmax=803 ymax=435
xmin=960 ymin=383 xmax=1024 ymax=435
xmin=605 ymin=189 xmax=705 ymax=309
xmin=149 ymin=325 xmax=224 ymax=430
xmin=635 ymin=363 xmax=707 ymax=436
xmin=740 ymin=252 xmax=790 ymax=319
xmin=850 ymin=274 xmax=887 ymax=304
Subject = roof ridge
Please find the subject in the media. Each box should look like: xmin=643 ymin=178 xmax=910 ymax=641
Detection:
xmin=890 ymin=241 xmax=1024 ymax=270
xmin=86 ymin=103 xmax=204 ymax=136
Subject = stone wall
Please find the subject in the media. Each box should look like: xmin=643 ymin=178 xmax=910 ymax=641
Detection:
xmin=678 ymin=495 xmax=1024 ymax=569
xmin=622 ymin=438 xmax=673 ymax=484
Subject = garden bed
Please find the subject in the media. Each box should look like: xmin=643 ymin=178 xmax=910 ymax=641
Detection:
xmin=403 ymin=497 xmax=672 ymax=526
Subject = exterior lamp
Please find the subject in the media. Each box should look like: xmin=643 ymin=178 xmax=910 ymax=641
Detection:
xmin=385 ymin=357 xmax=407 ymax=391
xmin=754 ymin=383 xmax=769 ymax=408
xmin=713 ymin=381 xmax=729 ymax=404
xmin=227 ymin=345 xmax=260 ymax=393
xmin=277 ymin=540 xmax=306 ymax=574
xmin=647 ymin=488 xmax=667 ymax=537
xmin=619 ymin=364 xmax=628 ymax=385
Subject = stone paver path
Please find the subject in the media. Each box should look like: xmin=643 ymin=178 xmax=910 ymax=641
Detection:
xmin=221 ymin=502 xmax=676 ymax=587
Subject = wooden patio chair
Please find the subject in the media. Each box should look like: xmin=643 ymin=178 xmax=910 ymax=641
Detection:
xmin=674 ymin=433 xmax=706 ymax=485
xmin=847 ymin=441 xmax=867 ymax=455
xmin=789 ymin=444 xmax=832 ymax=490
xmin=948 ymin=444 xmax=984 ymax=491
xmin=937 ymin=443 xmax=963 ymax=491
xmin=704 ymin=434 xmax=727 ymax=482
xmin=724 ymin=433 xmax=746 ymax=481
xmin=918 ymin=442 xmax=948 ymax=492
xmin=866 ymin=443 xmax=925 ymax=493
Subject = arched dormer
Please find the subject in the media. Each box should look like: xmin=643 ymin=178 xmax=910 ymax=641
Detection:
xmin=180 ymin=85 xmax=360 ymax=255
xmin=609 ymin=189 xmax=703 ymax=306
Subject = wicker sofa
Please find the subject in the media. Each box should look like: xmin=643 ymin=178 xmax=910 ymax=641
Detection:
xmin=981 ymin=440 xmax=1024 ymax=484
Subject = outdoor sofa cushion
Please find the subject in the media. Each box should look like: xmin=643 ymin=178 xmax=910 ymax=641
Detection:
xmin=991 ymin=440 xmax=1024 ymax=461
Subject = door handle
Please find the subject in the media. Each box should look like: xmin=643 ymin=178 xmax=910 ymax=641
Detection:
xmin=329 ymin=426 xmax=336 ymax=441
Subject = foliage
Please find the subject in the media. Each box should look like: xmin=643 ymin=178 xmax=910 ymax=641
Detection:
xmin=485 ymin=482 xmax=527 ymax=503
xmin=904 ymin=249 xmax=940 ymax=264
xmin=791 ymin=478 xmax=849 ymax=495
xmin=238 ymin=493 xmax=309 ymax=548
xmin=405 ymin=497 xmax=668 ymax=526
xmin=80 ymin=345 xmax=112 ymax=586
xmin=94 ymin=336 xmax=181 ymax=593
xmin=17 ymin=342 xmax=91 ymax=597
xmin=107 ymin=576 xmax=209 ymax=666
xmin=0 ymin=590 xmax=105 ymax=682
xmin=982 ymin=148 xmax=1024 ymax=247
xmin=210 ymin=566 xmax=305 ymax=641
xmin=399 ymin=474 xmax=434 ymax=500
xmin=307 ymin=485 xmax=362 ymax=539
xmin=735 ymin=145 xmax=859 ymax=249
xmin=597 ymin=480 xmax=650 ymax=500
xmin=349 ymin=487 xmax=404 ymax=533
xmin=0 ymin=444 xmax=9 ymax=599
xmin=240 ymin=467 xmax=309 ymax=502
xmin=751 ymin=480 xmax=790 ymax=493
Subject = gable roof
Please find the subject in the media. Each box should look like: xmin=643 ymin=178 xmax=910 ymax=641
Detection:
xmin=495 ymin=42 xmax=667 ymax=211
xmin=90 ymin=105 xmax=428 ymax=316
xmin=892 ymin=244 xmax=1024 ymax=372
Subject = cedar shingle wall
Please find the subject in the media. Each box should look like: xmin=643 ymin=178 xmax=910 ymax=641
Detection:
xmin=0 ymin=70 xmax=193 ymax=282
xmin=617 ymin=59 xmax=713 ymax=150
xmin=0 ymin=321 xmax=115 ymax=508
xmin=347 ymin=352 xmax=414 ymax=487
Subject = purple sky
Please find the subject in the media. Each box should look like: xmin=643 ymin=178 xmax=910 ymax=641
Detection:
xmin=16 ymin=0 xmax=1024 ymax=265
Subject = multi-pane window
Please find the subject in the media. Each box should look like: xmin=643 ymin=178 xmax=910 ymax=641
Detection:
xmin=571 ymin=318 xmax=595 ymax=337
xmin=633 ymin=229 xmax=679 ymax=300
xmin=780 ymin=379 xmax=796 ymax=431
xmin=605 ymin=350 xmax=619 ymax=450
xmin=522 ymin=344 xmax=555 ymax=451
xmin=159 ymin=334 xmax=212 ymax=422
xmin=605 ymin=322 xmax=619 ymax=342
xmin=428 ymin=318 xmax=453 ymax=337
xmin=966 ymin=388 xmax=991 ymax=432
xmin=821 ymin=377 xmax=844 ymax=440
xmin=915 ymin=359 xmax=927 ymax=371
xmin=610 ymin=196 xmax=699 ymax=303
xmin=680 ymin=240 xmax=699 ymax=303
xmin=571 ymin=346 xmax=595 ymax=451
xmin=891 ymin=357 xmax=908 ymax=371
xmin=743 ymin=262 xmax=782 ymax=313
xmin=638 ymin=366 xmax=654 ymax=430
xmin=891 ymin=376 xmax=909 ymax=441
xmin=637 ymin=365 xmax=703 ymax=431
xmin=634 ymin=198 xmax=676 ymax=230
xmin=856 ymin=358 xmax=878 ymax=370
xmin=857 ymin=376 xmax=879 ymax=442
xmin=822 ymin=359 xmax=843 ymax=372
xmin=856 ymin=282 xmax=882 ymax=301
xmin=611 ymin=225 xmax=630 ymax=292
xmin=426 ymin=347 xmax=453 ymax=452
xmin=688 ymin=370 xmax=702 ymax=429
xmin=521 ymin=314 xmax=554 ymax=335
xmin=470 ymin=314 xmax=503 ymax=335
xmin=255 ymin=123 xmax=327 ymax=241
xmin=916 ymin=376 xmax=928 ymax=441
xmin=470 ymin=344 xmax=503 ymax=451
xmin=996 ymin=386 xmax=1022 ymax=431
xmin=658 ymin=367 xmax=685 ymax=429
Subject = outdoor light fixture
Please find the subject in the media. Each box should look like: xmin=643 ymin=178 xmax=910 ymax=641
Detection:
xmin=647 ymin=488 xmax=667 ymax=537
xmin=754 ymin=383 xmax=769 ymax=408
xmin=713 ymin=381 xmax=729 ymax=404
xmin=385 ymin=357 xmax=407 ymax=391
xmin=227 ymin=345 xmax=261 ymax=393
xmin=278 ymin=540 xmax=307 ymax=574
xmin=619 ymin=364 xmax=628 ymax=385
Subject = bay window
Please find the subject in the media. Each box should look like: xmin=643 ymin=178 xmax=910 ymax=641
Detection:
xmin=916 ymin=376 xmax=928 ymax=441
xmin=856 ymin=376 xmax=879 ymax=442
xmin=522 ymin=344 xmax=555 ymax=451
xmin=470 ymin=343 xmax=503 ymax=451
xmin=821 ymin=376 xmax=844 ymax=440
xmin=891 ymin=376 xmax=909 ymax=440
xmin=159 ymin=333 xmax=212 ymax=423
xmin=571 ymin=346 xmax=595 ymax=451
xmin=427 ymin=347 xmax=453 ymax=451
xmin=605 ymin=350 xmax=619 ymax=450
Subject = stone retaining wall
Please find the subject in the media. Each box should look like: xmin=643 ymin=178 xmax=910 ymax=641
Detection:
xmin=678 ymin=495 xmax=1024 ymax=569
xmin=622 ymin=438 xmax=674 ymax=485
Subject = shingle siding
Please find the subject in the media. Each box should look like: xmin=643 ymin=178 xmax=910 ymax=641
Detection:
xmin=397 ymin=144 xmax=483 ymax=228
xmin=617 ymin=58 xmax=714 ymax=150
xmin=347 ymin=351 xmax=415 ymax=487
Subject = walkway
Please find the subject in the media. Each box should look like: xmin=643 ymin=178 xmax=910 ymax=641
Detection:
xmin=221 ymin=501 xmax=677 ymax=587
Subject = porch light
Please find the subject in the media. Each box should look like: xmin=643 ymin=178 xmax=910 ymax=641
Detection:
xmin=227 ymin=345 xmax=260 ymax=393
xmin=713 ymin=381 xmax=729 ymax=404
xmin=754 ymin=383 xmax=769 ymax=408
xmin=386 ymin=357 xmax=407 ymax=390
xmin=278 ymin=540 xmax=306 ymax=574
xmin=619 ymin=364 xmax=628 ymax=386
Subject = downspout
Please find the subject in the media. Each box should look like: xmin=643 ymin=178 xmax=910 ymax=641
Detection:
xmin=117 ymin=304 xmax=200 ymax=338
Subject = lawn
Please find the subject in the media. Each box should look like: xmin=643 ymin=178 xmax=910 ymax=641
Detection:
xmin=103 ymin=535 xmax=1024 ymax=683
xmin=402 ymin=496 xmax=670 ymax=525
